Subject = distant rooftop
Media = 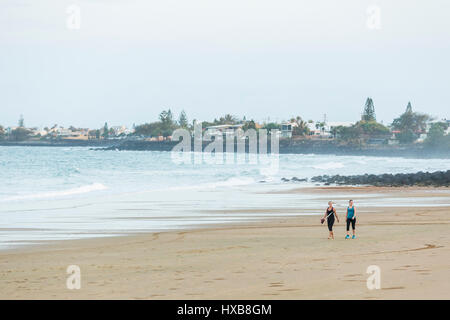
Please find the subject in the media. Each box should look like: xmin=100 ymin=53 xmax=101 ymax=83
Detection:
xmin=205 ymin=124 xmax=243 ymax=129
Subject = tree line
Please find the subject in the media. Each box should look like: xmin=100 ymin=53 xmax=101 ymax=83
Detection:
xmin=329 ymin=99 xmax=448 ymax=147
xmin=1 ymin=99 xmax=448 ymax=147
xmin=130 ymin=99 xmax=447 ymax=148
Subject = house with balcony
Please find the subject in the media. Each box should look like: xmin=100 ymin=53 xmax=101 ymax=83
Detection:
xmin=280 ymin=122 xmax=296 ymax=138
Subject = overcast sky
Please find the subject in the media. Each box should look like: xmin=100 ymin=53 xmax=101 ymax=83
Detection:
xmin=1 ymin=0 xmax=449 ymax=128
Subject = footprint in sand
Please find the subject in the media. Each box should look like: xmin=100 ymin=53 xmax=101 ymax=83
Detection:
xmin=344 ymin=274 xmax=361 ymax=277
xmin=341 ymin=274 xmax=364 ymax=282
xmin=269 ymin=282 xmax=284 ymax=288
xmin=278 ymin=288 xmax=299 ymax=292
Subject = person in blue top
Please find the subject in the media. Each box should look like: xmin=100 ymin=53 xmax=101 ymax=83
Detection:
xmin=345 ymin=200 xmax=356 ymax=239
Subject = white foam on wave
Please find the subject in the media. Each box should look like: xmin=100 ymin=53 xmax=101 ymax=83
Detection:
xmin=163 ymin=177 xmax=256 ymax=192
xmin=207 ymin=177 xmax=255 ymax=188
xmin=312 ymin=162 xmax=345 ymax=170
xmin=0 ymin=183 xmax=108 ymax=202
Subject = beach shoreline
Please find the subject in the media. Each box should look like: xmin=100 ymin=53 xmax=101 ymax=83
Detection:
xmin=1 ymin=186 xmax=449 ymax=300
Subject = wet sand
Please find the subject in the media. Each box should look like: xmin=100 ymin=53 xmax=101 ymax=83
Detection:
xmin=1 ymin=187 xmax=449 ymax=299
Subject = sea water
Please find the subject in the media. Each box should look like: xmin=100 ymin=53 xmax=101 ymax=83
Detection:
xmin=0 ymin=146 xmax=449 ymax=249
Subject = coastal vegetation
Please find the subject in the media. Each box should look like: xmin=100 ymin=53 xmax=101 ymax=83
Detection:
xmin=333 ymin=120 xmax=390 ymax=143
xmin=361 ymin=97 xmax=376 ymax=122
xmin=8 ymin=115 xmax=33 ymax=141
xmin=9 ymin=127 xmax=32 ymax=141
xmin=133 ymin=111 xmax=260 ymax=138
xmin=391 ymin=102 xmax=430 ymax=144
xmin=200 ymin=114 xmax=239 ymax=128
xmin=134 ymin=109 xmax=179 ymax=137
xmin=333 ymin=98 xmax=389 ymax=143
xmin=261 ymin=122 xmax=280 ymax=131
xmin=290 ymin=116 xmax=310 ymax=136
xmin=425 ymin=121 xmax=450 ymax=147
xmin=1 ymin=98 xmax=448 ymax=153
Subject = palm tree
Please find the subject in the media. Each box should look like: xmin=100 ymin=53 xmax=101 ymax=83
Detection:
xmin=223 ymin=114 xmax=237 ymax=124
xmin=290 ymin=116 xmax=310 ymax=136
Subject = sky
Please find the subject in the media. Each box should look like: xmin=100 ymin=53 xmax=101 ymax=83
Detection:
xmin=1 ymin=0 xmax=449 ymax=129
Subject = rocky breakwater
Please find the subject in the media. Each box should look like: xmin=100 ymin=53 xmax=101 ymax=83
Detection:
xmin=310 ymin=170 xmax=450 ymax=187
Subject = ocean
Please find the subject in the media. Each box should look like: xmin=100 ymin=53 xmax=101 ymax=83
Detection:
xmin=1 ymin=146 xmax=449 ymax=249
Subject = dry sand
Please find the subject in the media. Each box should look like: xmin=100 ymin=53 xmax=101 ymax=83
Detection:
xmin=1 ymin=187 xmax=449 ymax=299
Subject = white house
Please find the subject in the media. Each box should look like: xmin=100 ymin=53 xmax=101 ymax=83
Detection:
xmin=31 ymin=128 xmax=48 ymax=137
xmin=279 ymin=120 xmax=355 ymax=139
xmin=204 ymin=124 xmax=245 ymax=139
xmin=55 ymin=128 xmax=73 ymax=138
xmin=424 ymin=119 xmax=450 ymax=138
xmin=306 ymin=122 xmax=322 ymax=136
xmin=307 ymin=121 xmax=354 ymax=138
xmin=280 ymin=121 xmax=297 ymax=138
xmin=111 ymin=125 xmax=129 ymax=137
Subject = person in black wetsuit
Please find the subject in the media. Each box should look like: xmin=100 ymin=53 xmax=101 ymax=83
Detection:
xmin=323 ymin=201 xmax=339 ymax=239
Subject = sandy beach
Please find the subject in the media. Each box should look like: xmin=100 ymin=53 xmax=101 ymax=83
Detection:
xmin=1 ymin=186 xmax=449 ymax=300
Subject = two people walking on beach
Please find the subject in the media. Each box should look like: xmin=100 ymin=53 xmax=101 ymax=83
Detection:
xmin=321 ymin=200 xmax=356 ymax=240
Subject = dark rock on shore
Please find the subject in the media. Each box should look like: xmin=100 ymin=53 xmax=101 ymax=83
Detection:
xmin=281 ymin=177 xmax=308 ymax=182
xmin=101 ymin=140 xmax=179 ymax=151
xmin=311 ymin=170 xmax=450 ymax=187
xmin=291 ymin=177 xmax=308 ymax=182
